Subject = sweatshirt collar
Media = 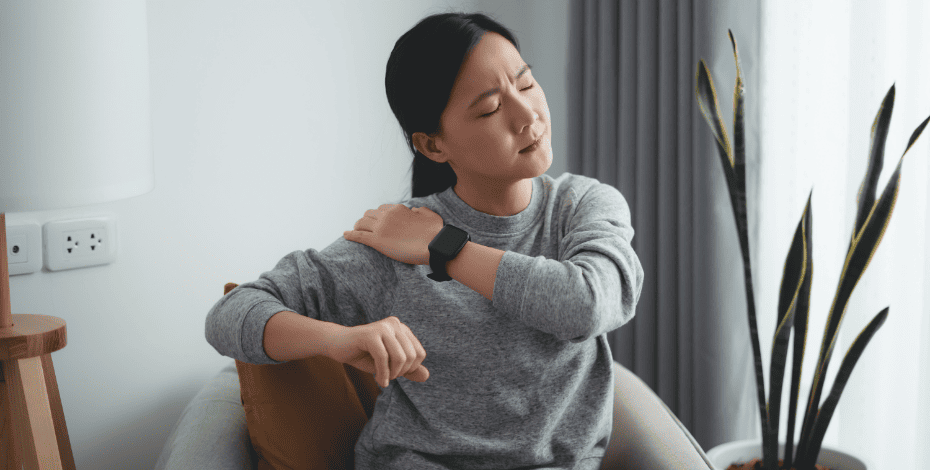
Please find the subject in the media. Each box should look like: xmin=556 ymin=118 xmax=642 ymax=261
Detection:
xmin=433 ymin=174 xmax=548 ymax=237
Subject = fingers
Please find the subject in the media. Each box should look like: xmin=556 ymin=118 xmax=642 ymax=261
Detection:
xmin=378 ymin=318 xmax=408 ymax=387
xmin=370 ymin=335 xmax=391 ymax=388
xmin=401 ymin=327 xmax=427 ymax=379
xmin=383 ymin=332 xmax=405 ymax=386
xmin=396 ymin=328 xmax=418 ymax=380
xmin=379 ymin=317 xmax=427 ymax=387
xmin=393 ymin=320 xmax=427 ymax=381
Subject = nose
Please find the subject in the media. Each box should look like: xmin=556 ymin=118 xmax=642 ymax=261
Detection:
xmin=528 ymin=112 xmax=541 ymax=138
xmin=523 ymin=112 xmax=539 ymax=136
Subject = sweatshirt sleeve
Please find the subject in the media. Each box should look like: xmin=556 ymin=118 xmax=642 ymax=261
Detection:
xmin=205 ymin=236 xmax=398 ymax=365
xmin=492 ymin=181 xmax=644 ymax=343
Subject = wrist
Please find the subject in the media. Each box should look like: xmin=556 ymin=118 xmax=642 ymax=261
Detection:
xmin=423 ymin=224 xmax=445 ymax=266
xmin=322 ymin=322 xmax=349 ymax=360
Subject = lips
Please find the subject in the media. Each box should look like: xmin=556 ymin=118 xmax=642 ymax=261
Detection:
xmin=520 ymin=135 xmax=542 ymax=153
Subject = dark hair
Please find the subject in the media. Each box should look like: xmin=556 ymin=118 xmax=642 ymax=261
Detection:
xmin=385 ymin=11 xmax=521 ymax=200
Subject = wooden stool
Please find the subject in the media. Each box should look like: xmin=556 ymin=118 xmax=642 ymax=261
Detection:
xmin=0 ymin=316 xmax=75 ymax=470
xmin=0 ymin=213 xmax=75 ymax=470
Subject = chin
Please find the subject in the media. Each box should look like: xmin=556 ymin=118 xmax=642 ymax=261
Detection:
xmin=530 ymin=154 xmax=552 ymax=177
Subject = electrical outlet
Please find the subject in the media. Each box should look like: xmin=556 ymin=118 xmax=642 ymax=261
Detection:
xmin=5 ymin=221 xmax=42 ymax=275
xmin=43 ymin=215 xmax=117 ymax=271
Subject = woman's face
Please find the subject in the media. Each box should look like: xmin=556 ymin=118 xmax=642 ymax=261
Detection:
xmin=414 ymin=31 xmax=552 ymax=185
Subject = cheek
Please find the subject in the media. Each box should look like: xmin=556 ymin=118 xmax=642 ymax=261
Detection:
xmin=473 ymin=134 xmax=507 ymax=159
xmin=463 ymin=126 xmax=505 ymax=151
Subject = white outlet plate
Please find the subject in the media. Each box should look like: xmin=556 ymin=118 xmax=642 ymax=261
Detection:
xmin=5 ymin=221 xmax=43 ymax=275
xmin=43 ymin=215 xmax=117 ymax=271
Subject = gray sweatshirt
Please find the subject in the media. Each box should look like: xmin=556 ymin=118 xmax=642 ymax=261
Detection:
xmin=205 ymin=172 xmax=644 ymax=470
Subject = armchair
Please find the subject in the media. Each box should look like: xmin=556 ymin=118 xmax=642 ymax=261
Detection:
xmin=157 ymin=281 xmax=713 ymax=469
xmin=154 ymin=358 xmax=714 ymax=469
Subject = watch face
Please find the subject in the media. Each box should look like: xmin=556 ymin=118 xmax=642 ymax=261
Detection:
xmin=429 ymin=225 xmax=469 ymax=257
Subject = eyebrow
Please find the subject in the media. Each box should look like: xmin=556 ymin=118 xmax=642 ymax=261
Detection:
xmin=467 ymin=64 xmax=532 ymax=110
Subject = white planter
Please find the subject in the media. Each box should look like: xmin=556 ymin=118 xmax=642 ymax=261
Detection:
xmin=705 ymin=439 xmax=873 ymax=470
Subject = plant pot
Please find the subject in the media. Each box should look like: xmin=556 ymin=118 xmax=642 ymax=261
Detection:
xmin=705 ymin=439 xmax=873 ymax=470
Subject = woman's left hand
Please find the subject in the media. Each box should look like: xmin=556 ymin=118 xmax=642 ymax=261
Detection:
xmin=344 ymin=204 xmax=445 ymax=266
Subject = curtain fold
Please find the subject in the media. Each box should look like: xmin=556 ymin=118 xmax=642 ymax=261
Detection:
xmin=568 ymin=0 xmax=930 ymax=467
xmin=568 ymin=0 xmax=764 ymax=454
xmin=568 ymin=0 xmax=752 ymax=449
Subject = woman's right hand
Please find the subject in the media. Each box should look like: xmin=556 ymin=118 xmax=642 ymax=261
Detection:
xmin=326 ymin=316 xmax=429 ymax=388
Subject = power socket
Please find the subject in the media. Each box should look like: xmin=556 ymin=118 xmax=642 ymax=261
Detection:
xmin=64 ymin=228 xmax=104 ymax=256
xmin=43 ymin=215 xmax=117 ymax=271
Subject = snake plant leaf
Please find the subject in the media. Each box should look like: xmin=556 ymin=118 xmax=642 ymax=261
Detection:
xmin=902 ymin=114 xmax=930 ymax=160
xmin=784 ymin=197 xmax=814 ymax=469
xmin=796 ymin=140 xmax=919 ymax=463
xmin=696 ymin=30 xmax=772 ymax=467
xmin=850 ymin=84 xmax=894 ymax=255
xmin=726 ymin=29 xmax=778 ymax=468
xmin=695 ymin=59 xmax=735 ymax=190
xmin=767 ymin=191 xmax=812 ymax=464
xmin=730 ymin=29 xmax=748 ymax=222
xmin=795 ymin=307 xmax=889 ymax=469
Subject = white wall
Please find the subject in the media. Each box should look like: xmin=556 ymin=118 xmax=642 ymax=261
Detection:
xmin=4 ymin=0 xmax=570 ymax=467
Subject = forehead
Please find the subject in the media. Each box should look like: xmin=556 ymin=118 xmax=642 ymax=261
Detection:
xmin=452 ymin=32 xmax=523 ymax=99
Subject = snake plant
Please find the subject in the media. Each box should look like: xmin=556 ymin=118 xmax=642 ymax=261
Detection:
xmin=694 ymin=29 xmax=929 ymax=470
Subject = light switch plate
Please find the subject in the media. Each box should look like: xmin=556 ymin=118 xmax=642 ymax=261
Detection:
xmin=5 ymin=221 xmax=43 ymax=275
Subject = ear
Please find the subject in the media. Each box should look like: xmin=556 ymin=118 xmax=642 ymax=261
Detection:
xmin=412 ymin=131 xmax=447 ymax=164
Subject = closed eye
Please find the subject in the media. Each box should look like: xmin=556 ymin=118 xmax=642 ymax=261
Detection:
xmin=481 ymin=84 xmax=535 ymax=118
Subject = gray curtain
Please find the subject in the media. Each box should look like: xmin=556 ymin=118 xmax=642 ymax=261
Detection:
xmin=567 ymin=0 xmax=763 ymax=452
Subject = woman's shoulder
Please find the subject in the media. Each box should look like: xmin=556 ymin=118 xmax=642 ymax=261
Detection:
xmin=550 ymin=171 xmax=602 ymax=189
xmin=544 ymin=172 xmax=605 ymax=203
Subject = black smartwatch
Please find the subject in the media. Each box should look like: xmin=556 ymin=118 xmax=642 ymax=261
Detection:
xmin=427 ymin=223 xmax=470 ymax=282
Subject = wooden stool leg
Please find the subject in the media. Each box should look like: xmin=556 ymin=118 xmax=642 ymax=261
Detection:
xmin=5 ymin=355 xmax=63 ymax=470
xmin=1 ymin=359 xmax=25 ymax=470
xmin=41 ymin=354 xmax=74 ymax=470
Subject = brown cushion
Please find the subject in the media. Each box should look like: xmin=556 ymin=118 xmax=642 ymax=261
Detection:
xmin=224 ymin=282 xmax=382 ymax=470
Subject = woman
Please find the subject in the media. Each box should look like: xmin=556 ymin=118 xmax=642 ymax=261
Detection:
xmin=206 ymin=11 xmax=644 ymax=470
